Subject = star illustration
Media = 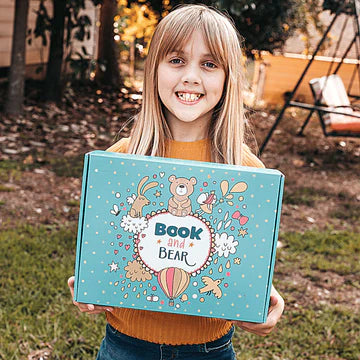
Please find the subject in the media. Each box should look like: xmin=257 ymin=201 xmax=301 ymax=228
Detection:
xmin=234 ymin=258 xmax=241 ymax=265
xmin=157 ymin=239 xmax=162 ymax=244
xmin=109 ymin=261 xmax=119 ymax=272
xmin=189 ymin=242 xmax=194 ymax=247
xmin=238 ymin=227 xmax=248 ymax=238
xmin=154 ymin=190 xmax=162 ymax=198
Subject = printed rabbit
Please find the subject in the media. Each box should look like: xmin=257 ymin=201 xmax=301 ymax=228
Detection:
xmin=128 ymin=176 xmax=158 ymax=218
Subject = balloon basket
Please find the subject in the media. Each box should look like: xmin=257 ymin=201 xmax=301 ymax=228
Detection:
xmin=169 ymin=300 xmax=174 ymax=306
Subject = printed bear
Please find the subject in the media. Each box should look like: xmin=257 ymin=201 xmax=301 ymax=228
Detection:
xmin=168 ymin=175 xmax=197 ymax=217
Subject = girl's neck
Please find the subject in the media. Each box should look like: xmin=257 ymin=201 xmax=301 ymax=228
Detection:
xmin=168 ymin=120 xmax=210 ymax=142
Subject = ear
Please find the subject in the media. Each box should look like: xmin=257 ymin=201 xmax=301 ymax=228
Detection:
xmin=168 ymin=175 xmax=176 ymax=183
xmin=142 ymin=182 xmax=158 ymax=194
xmin=137 ymin=176 xmax=149 ymax=195
xmin=190 ymin=177 xmax=197 ymax=185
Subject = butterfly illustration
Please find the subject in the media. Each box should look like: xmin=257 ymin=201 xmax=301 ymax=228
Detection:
xmin=231 ymin=210 xmax=249 ymax=226
xmin=110 ymin=204 xmax=120 ymax=216
xmin=146 ymin=294 xmax=159 ymax=302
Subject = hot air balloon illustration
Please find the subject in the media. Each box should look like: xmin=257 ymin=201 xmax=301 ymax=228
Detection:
xmin=157 ymin=267 xmax=190 ymax=306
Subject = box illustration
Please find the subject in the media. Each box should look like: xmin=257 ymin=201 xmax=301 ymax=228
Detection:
xmin=74 ymin=150 xmax=284 ymax=323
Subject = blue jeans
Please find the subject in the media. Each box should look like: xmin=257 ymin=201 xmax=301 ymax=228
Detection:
xmin=96 ymin=323 xmax=236 ymax=360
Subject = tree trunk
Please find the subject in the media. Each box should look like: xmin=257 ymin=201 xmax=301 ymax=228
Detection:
xmin=44 ymin=0 xmax=66 ymax=102
xmin=5 ymin=0 xmax=30 ymax=115
xmin=96 ymin=0 xmax=120 ymax=87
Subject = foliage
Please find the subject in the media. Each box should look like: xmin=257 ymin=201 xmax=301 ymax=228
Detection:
xmin=323 ymin=0 xmax=355 ymax=14
xmin=154 ymin=0 xmax=332 ymax=57
xmin=211 ymin=0 xmax=307 ymax=56
xmin=116 ymin=0 xmax=158 ymax=56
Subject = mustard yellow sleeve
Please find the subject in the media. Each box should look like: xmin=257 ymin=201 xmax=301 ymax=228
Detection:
xmin=242 ymin=144 xmax=265 ymax=168
xmin=106 ymin=137 xmax=130 ymax=153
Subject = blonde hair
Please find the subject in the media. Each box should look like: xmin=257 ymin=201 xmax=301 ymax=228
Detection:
xmin=127 ymin=4 xmax=247 ymax=165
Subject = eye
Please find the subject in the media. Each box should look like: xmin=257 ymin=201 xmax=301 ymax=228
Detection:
xmin=203 ymin=61 xmax=217 ymax=69
xmin=170 ymin=58 xmax=184 ymax=65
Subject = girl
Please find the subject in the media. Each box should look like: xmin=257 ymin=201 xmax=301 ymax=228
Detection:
xmin=68 ymin=4 xmax=284 ymax=359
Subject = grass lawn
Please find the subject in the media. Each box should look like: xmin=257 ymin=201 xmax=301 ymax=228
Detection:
xmin=0 ymin=225 xmax=359 ymax=359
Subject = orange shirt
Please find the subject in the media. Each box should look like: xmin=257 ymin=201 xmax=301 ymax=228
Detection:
xmin=105 ymin=137 xmax=264 ymax=345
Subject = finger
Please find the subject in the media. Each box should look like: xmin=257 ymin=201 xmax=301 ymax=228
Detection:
xmin=68 ymin=276 xmax=75 ymax=298
xmin=93 ymin=305 xmax=114 ymax=312
xmin=268 ymin=297 xmax=284 ymax=321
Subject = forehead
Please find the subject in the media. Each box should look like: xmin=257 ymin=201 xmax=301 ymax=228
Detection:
xmin=168 ymin=31 xmax=213 ymax=57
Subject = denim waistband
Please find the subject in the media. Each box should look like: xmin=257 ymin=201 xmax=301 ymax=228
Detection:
xmin=107 ymin=323 xmax=234 ymax=353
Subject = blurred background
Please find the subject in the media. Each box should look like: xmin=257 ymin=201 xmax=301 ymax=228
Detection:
xmin=0 ymin=0 xmax=359 ymax=359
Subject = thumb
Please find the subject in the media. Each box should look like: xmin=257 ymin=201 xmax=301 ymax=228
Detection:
xmin=270 ymin=294 xmax=279 ymax=308
xmin=68 ymin=276 xmax=75 ymax=297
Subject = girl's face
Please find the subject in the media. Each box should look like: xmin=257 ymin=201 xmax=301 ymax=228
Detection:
xmin=157 ymin=30 xmax=225 ymax=140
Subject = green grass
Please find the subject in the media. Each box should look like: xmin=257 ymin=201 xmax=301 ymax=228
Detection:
xmin=283 ymin=186 xmax=329 ymax=206
xmin=0 ymin=185 xmax=15 ymax=192
xmin=0 ymin=155 xmax=84 ymax=182
xmin=1 ymin=226 xmax=359 ymax=359
xmin=233 ymin=306 xmax=360 ymax=359
xmin=66 ymin=199 xmax=81 ymax=207
xmin=329 ymin=202 xmax=360 ymax=221
xmin=48 ymin=155 xmax=84 ymax=178
xmin=0 ymin=161 xmax=25 ymax=183
xmin=278 ymin=230 xmax=360 ymax=275
xmin=0 ymin=225 xmax=106 ymax=360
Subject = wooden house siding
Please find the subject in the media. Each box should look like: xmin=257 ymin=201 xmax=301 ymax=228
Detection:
xmin=0 ymin=0 xmax=98 ymax=73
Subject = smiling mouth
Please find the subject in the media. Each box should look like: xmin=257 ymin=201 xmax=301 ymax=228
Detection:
xmin=176 ymin=92 xmax=203 ymax=102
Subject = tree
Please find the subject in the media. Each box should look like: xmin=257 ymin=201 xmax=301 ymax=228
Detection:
xmin=96 ymin=0 xmax=121 ymax=87
xmin=32 ymin=0 xmax=102 ymax=102
xmin=44 ymin=1 xmax=67 ymax=102
xmin=213 ymin=0 xmax=307 ymax=57
xmin=5 ymin=0 xmax=30 ymax=115
xmin=116 ymin=0 xmax=158 ymax=79
xmin=323 ymin=0 xmax=354 ymax=14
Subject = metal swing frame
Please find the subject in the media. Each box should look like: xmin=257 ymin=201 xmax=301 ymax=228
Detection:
xmin=260 ymin=0 xmax=360 ymax=155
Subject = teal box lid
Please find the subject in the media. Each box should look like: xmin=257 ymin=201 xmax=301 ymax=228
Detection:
xmin=74 ymin=150 xmax=284 ymax=323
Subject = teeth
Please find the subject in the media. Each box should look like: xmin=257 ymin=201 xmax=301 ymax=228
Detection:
xmin=177 ymin=92 xmax=202 ymax=102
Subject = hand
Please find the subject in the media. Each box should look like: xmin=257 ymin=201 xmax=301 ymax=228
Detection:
xmin=67 ymin=276 xmax=114 ymax=314
xmin=233 ymin=285 xmax=284 ymax=336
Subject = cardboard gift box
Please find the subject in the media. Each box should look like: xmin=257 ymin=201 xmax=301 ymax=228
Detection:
xmin=74 ymin=150 xmax=284 ymax=323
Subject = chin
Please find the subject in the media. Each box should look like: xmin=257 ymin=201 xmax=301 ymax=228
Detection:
xmin=174 ymin=112 xmax=206 ymax=124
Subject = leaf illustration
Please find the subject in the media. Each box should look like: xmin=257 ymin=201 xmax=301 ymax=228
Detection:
xmin=230 ymin=182 xmax=248 ymax=193
xmin=227 ymin=201 xmax=234 ymax=206
xmin=220 ymin=180 xmax=229 ymax=196
xmin=224 ymin=219 xmax=232 ymax=229
xmin=225 ymin=194 xmax=234 ymax=199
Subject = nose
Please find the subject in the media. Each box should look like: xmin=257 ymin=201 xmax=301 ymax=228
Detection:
xmin=181 ymin=63 xmax=201 ymax=85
